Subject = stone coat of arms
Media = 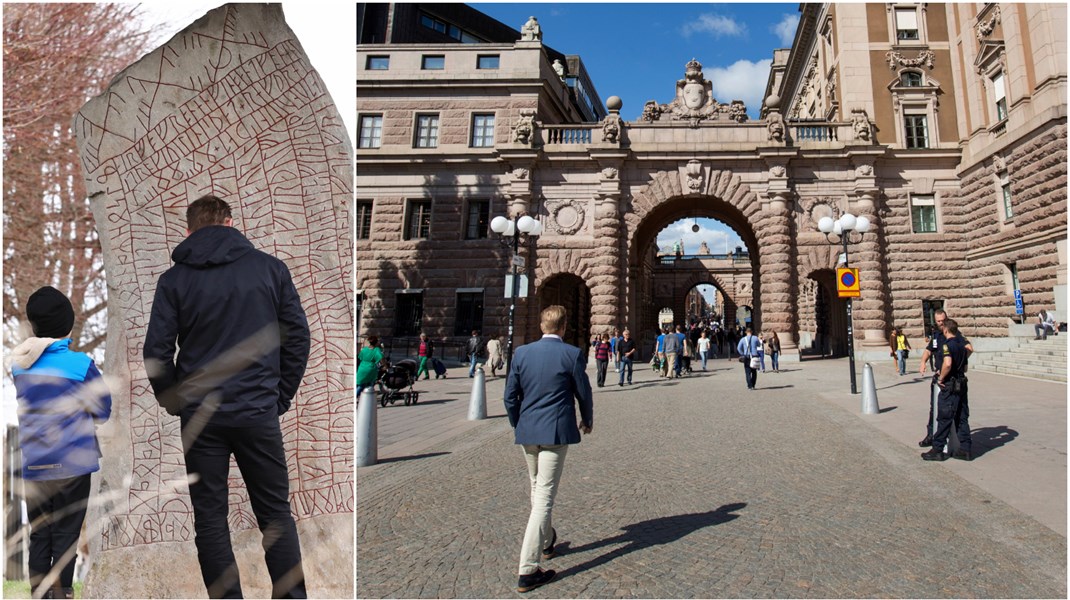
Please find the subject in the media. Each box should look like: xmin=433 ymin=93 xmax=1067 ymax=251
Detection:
xmin=641 ymin=59 xmax=748 ymax=126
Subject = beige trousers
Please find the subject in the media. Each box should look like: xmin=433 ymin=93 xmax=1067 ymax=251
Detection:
xmin=518 ymin=444 xmax=568 ymax=575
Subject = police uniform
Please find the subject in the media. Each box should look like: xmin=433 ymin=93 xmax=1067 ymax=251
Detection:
xmin=930 ymin=334 xmax=971 ymax=456
xmin=923 ymin=330 xmax=947 ymax=440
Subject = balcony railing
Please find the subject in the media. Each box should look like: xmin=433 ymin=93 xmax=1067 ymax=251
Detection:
xmin=542 ymin=124 xmax=598 ymax=145
xmin=791 ymin=122 xmax=838 ymax=142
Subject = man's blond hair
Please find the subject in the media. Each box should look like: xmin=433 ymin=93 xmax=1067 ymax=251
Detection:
xmin=540 ymin=305 xmax=567 ymax=334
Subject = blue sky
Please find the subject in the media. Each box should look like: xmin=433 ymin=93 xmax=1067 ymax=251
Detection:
xmin=474 ymin=4 xmax=799 ymax=263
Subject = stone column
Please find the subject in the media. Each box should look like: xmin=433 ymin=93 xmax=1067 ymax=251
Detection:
xmin=850 ymin=190 xmax=889 ymax=348
xmin=757 ymin=191 xmax=799 ymax=353
xmin=589 ymin=191 xmax=623 ymax=335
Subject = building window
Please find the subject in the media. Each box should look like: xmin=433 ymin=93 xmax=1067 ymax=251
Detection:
xmin=395 ymin=292 xmax=423 ymax=337
xmin=357 ymin=201 xmax=373 ymax=240
xmin=904 ymin=114 xmax=929 ymax=148
xmin=477 ymin=55 xmax=500 ymax=69
xmin=922 ymin=299 xmax=944 ymax=339
xmin=420 ymin=13 xmax=447 ymax=34
xmin=1000 ymin=171 xmax=1013 ymax=219
xmin=895 ymin=8 xmax=919 ymax=41
xmin=414 ymin=114 xmax=439 ymax=148
xmin=421 ymin=55 xmax=445 ymax=70
xmin=366 ymin=56 xmax=389 ymax=70
xmin=358 ymin=115 xmax=383 ymax=149
xmin=911 ymin=195 xmax=937 ymax=233
xmin=471 ymin=114 xmax=495 ymax=148
xmin=419 ymin=13 xmax=483 ymax=43
xmin=1009 ymin=263 xmax=1020 ymax=292
xmin=405 ymin=200 xmax=432 ymax=240
xmin=992 ymin=71 xmax=1008 ymax=121
xmin=454 ymin=291 xmax=485 ymax=336
xmin=901 ymin=71 xmax=923 ymax=87
xmin=465 ymin=200 xmax=489 ymax=239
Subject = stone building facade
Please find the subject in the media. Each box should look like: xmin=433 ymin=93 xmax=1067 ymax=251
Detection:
xmin=356 ymin=3 xmax=1066 ymax=358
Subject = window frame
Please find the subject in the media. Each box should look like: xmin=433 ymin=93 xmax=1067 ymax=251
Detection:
xmin=394 ymin=291 xmax=424 ymax=337
xmin=421 ymin=55 xmax=445 ymax=70
xmin=414 ymin=113 xmax=440 ymax=148
xmin=1000 ymin=170 xmax=1013 ymax=220
xmin=476 ymin=55 xmax=500 ymax=70
xmin=358 ymin=114 xmax=383 ymax=149
xmin=454 ymin=290 xmax=486 ymax=336
xmin=356 ymin=200 xmax=373 ymax=240
xmin=992 ymin=71 xmax=1008 ymax=122
xmin=464 ymin=199 xmax=490 ymax=239
xmin=404 ymin=199 xmax=432 ymax=240
xmin=470 ymin=113 xmax=496 ymax=148
xmin=889 ymin=4 xmax=927 ymax=45
xmin=903 ymin=113 xmax=930 ymax=149
xmin=366 ymin=55 xmax=389 ymax=70
xmin=901 ymin=71 xmax=923 ymax=87
xmin=910 ymin=194 xmax=938 ymax=233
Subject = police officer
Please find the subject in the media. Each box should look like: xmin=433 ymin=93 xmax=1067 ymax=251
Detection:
xmin=921 ymin=318 xmax=973 ymax=461
xmin=917 ymin=310 xmax=949 ymax=447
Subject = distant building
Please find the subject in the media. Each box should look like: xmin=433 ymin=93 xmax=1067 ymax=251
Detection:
xmin=357 ymin=3 xmax=1066 ymax=359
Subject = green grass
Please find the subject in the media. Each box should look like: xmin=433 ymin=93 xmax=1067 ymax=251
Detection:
xmin=3 ymin=580 xmax=83 ymax=598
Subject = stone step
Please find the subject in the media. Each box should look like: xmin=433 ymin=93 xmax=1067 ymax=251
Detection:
xmin=972 ymin=364 xmax=1068 ymax=383
xmin=976 ymin=358 xmax=1067 ymax=374
xmin=975 ymin=353 xmax=1068 ymax=367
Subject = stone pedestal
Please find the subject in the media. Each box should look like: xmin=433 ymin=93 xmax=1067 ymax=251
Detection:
xmin=74 ymin=5 xmax=353 ymax=597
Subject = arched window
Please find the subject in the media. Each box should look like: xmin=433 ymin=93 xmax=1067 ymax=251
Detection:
xmin=901 ymin=71 xmax=923 ymax=87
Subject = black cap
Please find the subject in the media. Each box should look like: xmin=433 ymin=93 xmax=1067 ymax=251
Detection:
xmin=26 ymin=286 xmax=75 ymax=339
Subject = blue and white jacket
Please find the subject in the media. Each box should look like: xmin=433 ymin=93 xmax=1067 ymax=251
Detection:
xmin=10 ymin=337 xmax=111 ymax=480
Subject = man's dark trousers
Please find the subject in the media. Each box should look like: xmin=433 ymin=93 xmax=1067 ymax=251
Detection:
xmin=26 ymin=473 xmax=92 ymax=595
xmin=743 ymin=362 xmax=757 ymax=389
xmin=933 ymin=380 xmax=971 ymax=452
xmin=182 ymin=420 xmax=306 ymax=599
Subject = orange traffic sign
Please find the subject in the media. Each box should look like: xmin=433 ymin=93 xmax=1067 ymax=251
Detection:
xmin=837 ymin=267 xmax=861 ymax=298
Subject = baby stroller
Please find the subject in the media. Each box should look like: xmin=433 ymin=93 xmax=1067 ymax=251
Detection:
xmin=376 ymin=358 xmax=421 ymax=407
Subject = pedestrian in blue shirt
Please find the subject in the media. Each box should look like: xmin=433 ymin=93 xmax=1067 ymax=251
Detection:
xmin=10 ymin=286 xmax=112 ymax=600
xmin=736 ymin=327 xmax=762 ymax=390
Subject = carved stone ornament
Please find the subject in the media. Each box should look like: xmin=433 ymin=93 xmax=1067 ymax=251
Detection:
xmin=685 ymin=160 xmax=704 ymax=193
xmin=601 ymin=114 xmax=622 ymax=143
xmin=886 ymin=50 xmax=935 ymax=70
xmin=766 ymin=111 xmax=785 ymax=142
xmin=601 ymin=167 xmax=618 ymax=180
xmin=545 ymin=199 xmax=586 ymax=235
xmin=802 ymin=197 xmax=841 ymax=230
xmin=975 ymin=5 xmax=1001 ymax=41
xmin=639 ymin=59 xmax=748 ymax=126
xmin=520 ymin=16 xmax=542 ymax=41
xmin=511 ymin=167 xmax=530 ymax=180
xmin=855 ymin=164 xmax=874 ymax=177
xmin=770 ymin=165 xmax=787 ymax=178
xmin=552 ymin=59 xmax=566 ymax=81
xmin=512 ymin=110 xmax=536 ymax=145
xmin=992 ymin=154 xmax=1006 ymax=172
xmin=826 ymin=66 xmax=838 ymax=100
xmin=851 ymin=108 xmax=871 ymax=141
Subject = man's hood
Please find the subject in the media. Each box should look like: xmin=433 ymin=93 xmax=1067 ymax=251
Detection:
xmin=171 ymin=226 xmax=255 ymax=268
xmin=8 ymin=337 xmax=63 ymax=371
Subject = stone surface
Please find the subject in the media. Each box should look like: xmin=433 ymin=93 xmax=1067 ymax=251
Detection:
xmin=75 ymin=4 xmax=353 ymax=597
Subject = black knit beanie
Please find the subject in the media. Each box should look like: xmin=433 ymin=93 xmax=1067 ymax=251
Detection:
xmin=26 ymin=286 xmax=75 ymax=339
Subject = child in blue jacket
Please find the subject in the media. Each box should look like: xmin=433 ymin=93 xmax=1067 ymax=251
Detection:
xmin=9 ymin=286 xmax=111 ymax=600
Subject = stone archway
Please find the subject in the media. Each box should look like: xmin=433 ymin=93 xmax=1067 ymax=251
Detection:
xmin=537 ymin=273 xmax=591 ymax=349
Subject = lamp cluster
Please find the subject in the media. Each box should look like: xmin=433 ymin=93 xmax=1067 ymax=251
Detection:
xmin=490 ymin=215 xmax=544 ymax=237
xmin=817 ymin=213 xmax=871 ymax=236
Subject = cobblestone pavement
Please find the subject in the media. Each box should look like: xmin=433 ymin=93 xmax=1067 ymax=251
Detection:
xmin=357 ymin=358 xmax=1066 ymax=598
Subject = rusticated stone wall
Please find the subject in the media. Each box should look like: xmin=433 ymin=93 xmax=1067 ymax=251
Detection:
xmin=75 ymin=5 xmax=352 ymax=597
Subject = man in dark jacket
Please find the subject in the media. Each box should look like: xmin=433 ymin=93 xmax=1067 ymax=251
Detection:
xmin=144 ymin=195 xmax=311 ymax=599
xmin=503 ymin=305 xmax=593 ymax=593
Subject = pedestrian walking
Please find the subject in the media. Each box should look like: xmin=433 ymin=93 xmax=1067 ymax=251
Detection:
xmin=674 ymin=325 xmax=687 ymax=377
xmin=766 ymin=329 xmax=781 ymax=373
xmin=10 ymin=286 xmax=112 ymax=600
xmin=503 ymin=305 xmax=593 ymax=594
xmin=594 ymin=334 xmax=611 ymax=387
xmin=662 ymin=325 xmax=681 ymax=378
xmin=416 ymin=333 xmax=433 ymax=380
xmin=610 ymin=328 xmax=622 ymax=373
xmin=357 ymin=336 xmax=384 ymax=398
xmin=757 ymin=333 xmax=767 ymax=372
xmin=655 ymin=328 xmax=668 ymax=376
xmin=697 ymin=330 xmax=711 ymax=371
xmin=144 ymin=195 xmax=310 ymax=599
xmin=736 ymin=327 xmax=761 ymax=390
xmin=921 ymin=318 xmax=973 ymax=461
xmin=889 ymin=326 xmax=910 ymax=376
xmin=617 ymin=329 xmax=636 ymax=386
xmin=487 ymin=336 xmax=504 ymax=377
xmin=467 ymin=330 xmax=483 ymax=378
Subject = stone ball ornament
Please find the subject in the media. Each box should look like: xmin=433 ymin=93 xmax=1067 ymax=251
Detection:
xmin=764 ymin=94 xmax=781 ymax=109
xmin=607 ymin=96 xmax=623 ymax=111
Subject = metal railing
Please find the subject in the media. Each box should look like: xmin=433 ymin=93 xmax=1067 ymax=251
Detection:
xmin=358 ymin=336 xmax=472 ymax=366
xmin=658 ymin=253 xmax=750 ymax=265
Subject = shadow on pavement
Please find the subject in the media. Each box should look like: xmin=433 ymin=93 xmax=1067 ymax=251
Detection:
xmin=554 ymin=503 xmax=747 ymax=582
xmin=754 ymin=385 xmax=794 ymax=390
xmin=375 ymin=452 xmax=450 ymax=464
xmin=970 ymin=426 xmax=1019 ymax=458
xmin=878 ymin=405 xmax=898 ymax=414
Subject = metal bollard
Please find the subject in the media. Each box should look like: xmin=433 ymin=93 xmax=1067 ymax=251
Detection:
xmin=356 ymin=386 xmax=378 ymax=467
xmin=468 ymin=365 xmax=487 ymax=420
xmin=861 ymin=363 xmax=880 ymax=414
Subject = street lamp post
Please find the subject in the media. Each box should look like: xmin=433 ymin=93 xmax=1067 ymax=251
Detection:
xmin=490 ymin=214 xmax=543 ymax=380
xmin=817 ymin=212 xmax=871 ymax=394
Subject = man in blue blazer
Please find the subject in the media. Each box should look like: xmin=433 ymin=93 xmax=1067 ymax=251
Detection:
xmin=504 ymin=304 xmax=594 ymax=593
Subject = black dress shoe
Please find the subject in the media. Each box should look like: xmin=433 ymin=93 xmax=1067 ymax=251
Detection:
xmin=918 ymin=436 xmax=933 ymax=447
xmin=921 ymin=449 xmax=947 ymax=461
xmin=542 ymin=527 xmax=557 ymax=559
xmin=517 ymin=568 xmax=556 ymax=593
xmin=952 ymin=450 xmax=973 ymax=461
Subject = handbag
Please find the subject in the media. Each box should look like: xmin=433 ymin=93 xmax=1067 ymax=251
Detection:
xmin=903 ymin=349 xmax=910 ymax=359
xmin=738 ymin=356 xmax=746 ymax=364
xmin=749 ymin=356 xmax=761 ymax=369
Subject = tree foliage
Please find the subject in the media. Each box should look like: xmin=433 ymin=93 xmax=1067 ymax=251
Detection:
xmin=3 ymin=4 xmax=154 ymax=360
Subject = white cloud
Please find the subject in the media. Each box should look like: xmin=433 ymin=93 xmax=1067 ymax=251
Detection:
xmin=682 ymin=14 xmax=746 ymax=38
xmin=772 ymin=14 xmax=800 ymax=47
xmin=656 ymin=219 xmax=744 ymax=255
xmin=706 ymin=59 xmax=773 ymax=116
